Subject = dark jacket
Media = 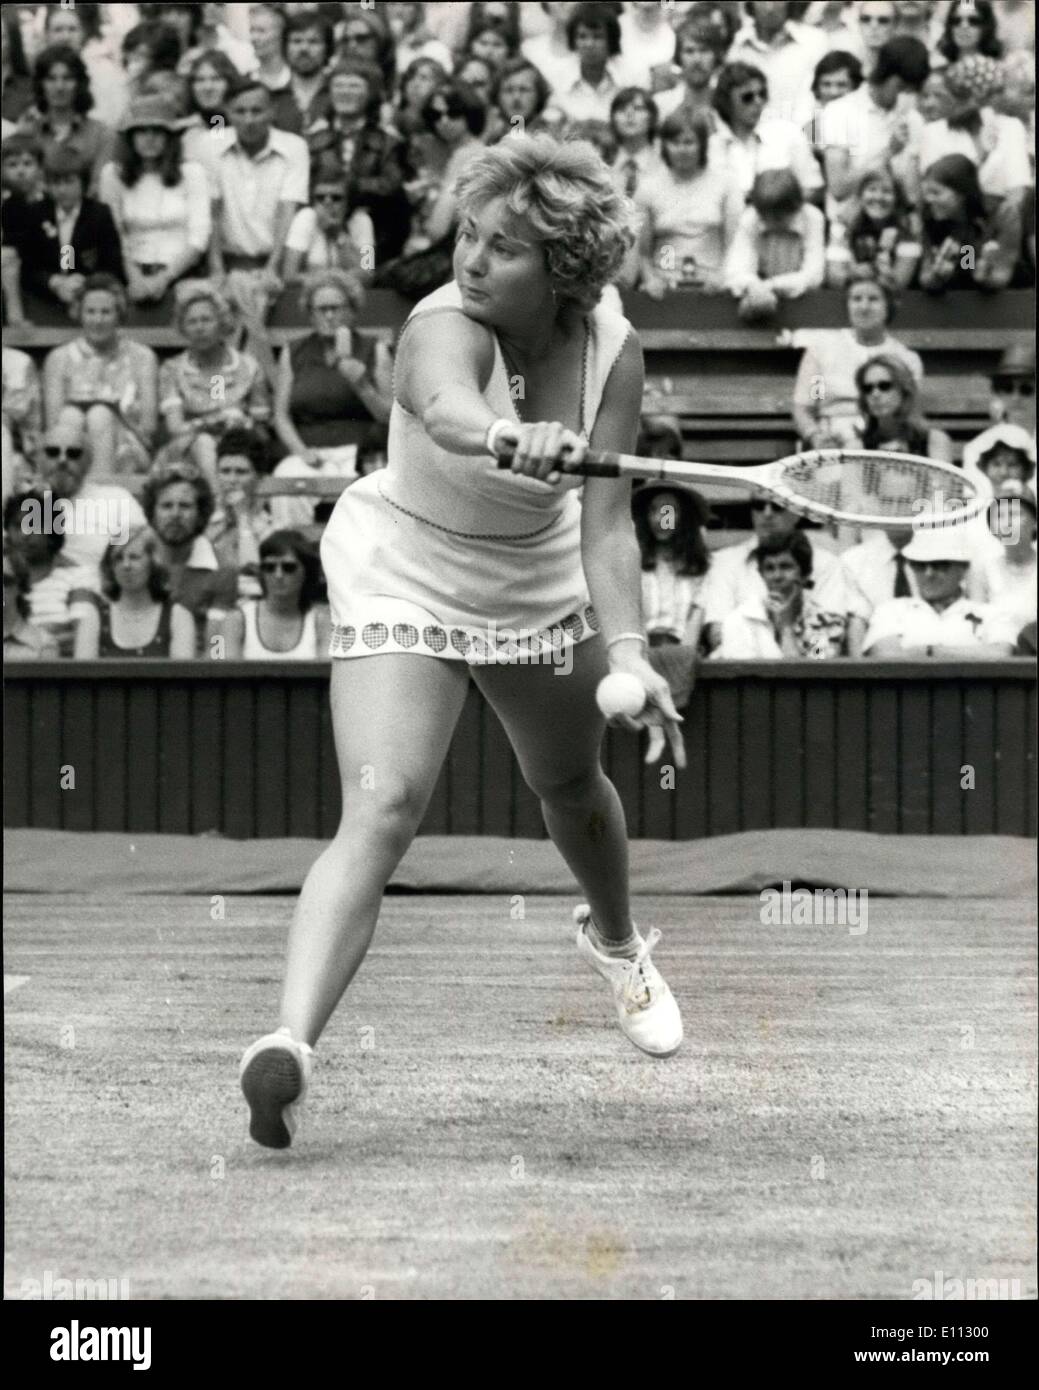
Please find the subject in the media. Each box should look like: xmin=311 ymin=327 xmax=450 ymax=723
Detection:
xmin=19 ymin=196 xmax=126 ymax=299
xmin=309 ymin=120 xmax=410 ymax=262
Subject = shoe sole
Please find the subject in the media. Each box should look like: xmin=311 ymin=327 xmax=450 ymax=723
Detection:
xmin=630 ymin=1038 xmax=682 ymax=1059
xmin=240 ymin=1046 xmax=304 ymax=1149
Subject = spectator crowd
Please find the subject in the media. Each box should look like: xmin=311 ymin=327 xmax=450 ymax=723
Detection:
xmin=1 ymin=2 xmax=1035 ymax=669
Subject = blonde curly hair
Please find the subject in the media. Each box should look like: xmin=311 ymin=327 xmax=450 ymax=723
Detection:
xmin=453 ymin=132 xmax=635 ymax=313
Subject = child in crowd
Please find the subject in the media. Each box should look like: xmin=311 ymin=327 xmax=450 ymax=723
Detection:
xmin=19 ymin=147 xmax=125 ymax=313
xmin=0 ymin=134 xmax=46 ymax=325
xmin=725 ymin=170 xmax=825 ymax=320
xmin=829 ymin=167 xmax=922 ymax=290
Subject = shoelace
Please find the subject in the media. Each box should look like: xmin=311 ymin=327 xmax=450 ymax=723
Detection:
xmin=621 ymin=928 xmax=663 ymax=1011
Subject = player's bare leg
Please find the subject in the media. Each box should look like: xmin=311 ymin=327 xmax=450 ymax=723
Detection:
xmin=281 ymin=655 xmax=469 ymax=1044
xmin=473 ymin=637 xmax=630 ymax=936
xmin=472 ymin=639 xmax=682 ymax=1056
xmin=241 ymin=655 xmax=468 ymax=1146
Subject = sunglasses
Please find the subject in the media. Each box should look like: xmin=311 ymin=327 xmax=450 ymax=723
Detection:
xmin=432 ymin=106 xmax=463 ymax=121
xmin=737 ymin=88 xmax=767 ymax=105
xmin=343 ymin=29 xmax=375 ymax=43
xmin=43 ymin=444 xmax=85 ymax=460
xmin=863 ymin=380 xmax=896 ymax=394
xmin=313 ymin=191 xmax=346 ymax=203
xmin=261 ymin=559 xmax=302 ymax=574
xmin=860 ymin=14 xmax=894 ymax=23
xmin=993 ymin=378 xmax=1035 ymax=397
xmin=750 ymin=499 xmax=786 ymax=513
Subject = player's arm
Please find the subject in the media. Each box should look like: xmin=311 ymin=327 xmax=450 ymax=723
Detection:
xmin=581 ymin=331 xmax=686 ymax=766
xmin=580 ymin=330 xmax=644 ymax=645
xmin=395 ymin=309 xmax=498 ymax=456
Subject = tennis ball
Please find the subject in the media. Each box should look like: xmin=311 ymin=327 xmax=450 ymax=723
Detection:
xmin=596 ymin=672 xmax=646 ymax=719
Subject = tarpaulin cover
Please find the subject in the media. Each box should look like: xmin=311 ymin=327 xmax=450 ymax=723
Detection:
xmin=3 ymin=829 xmax=1034 ymax=898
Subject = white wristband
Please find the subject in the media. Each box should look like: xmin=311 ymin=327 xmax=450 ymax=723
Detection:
xmin=605 ymin=632 xmax=648 ymax=652
xmin=485 ymin=417 xmax=514 ymax=458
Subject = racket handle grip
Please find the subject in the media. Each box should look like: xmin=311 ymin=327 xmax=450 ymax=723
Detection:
xmin=495 ymin=449 xmax=621 ymax=479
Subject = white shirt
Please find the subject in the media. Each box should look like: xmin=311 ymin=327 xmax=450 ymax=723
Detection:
xmin=57 ymin=481 xmax=147 ymax=580
xmin=701 ymin=534 xmax=861 ymax=624
xmin=709 ymin=116 xmax=823 ymax=198
xmin=838 ymin=532 xmax=920 ymax=616
xmin=725 ymin=202 xmax=826 ymax=298
xmin=636 ymin=165 xmax=745 ymax=277
xmin=918 ymin=112 xmax=1032 ymax=202
xmin=654 ymin=85 xmax=711 ymax=123
xmin=617 ymin=11 xmax=677 ymax=91
xmin=610 ymin=143 xmax=666 ymax=198
xmin=209 ymin=128 xmax=310 ymax=258
xmin=285 ymin=205 xmax=375 ymax=268
xmin=98 ymin=161 xmax=211 ymax=266
xmin=181 ymin=28 xmax=257 ymax=78
xmin=54 ymin=202 xmax=81 ymax=249
xmin=713 ymin=592 xmax=849 ymax=659
xmin=968 ymin=540 xmax=1038 ymax=629
xmin=548 ymin=61 xmax=631 ymax=126
xmin=863 ymin=595 xmax=1018 ymax=653
xmin=521 ymin=34 xmax=583 ymax=98
xmin=819 ymin=85 xmax=924 ymax=219
xmin=803 ymin=8 xmax=867 ymax=63
xmin=727 ymin=19 xmax=827 ymax=127
xmin=642 ymin=566 xmax=706 ymax=643
xmin=791 ymin=329 xmax=924 ymax=430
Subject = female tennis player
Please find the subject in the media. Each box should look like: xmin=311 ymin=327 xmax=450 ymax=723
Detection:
xmin=240 ymin=134 xmax=687 ymax=1149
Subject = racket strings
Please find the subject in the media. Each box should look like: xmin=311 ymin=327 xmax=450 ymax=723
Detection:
xmin=777 ymin=452 xmax=976 ymax=524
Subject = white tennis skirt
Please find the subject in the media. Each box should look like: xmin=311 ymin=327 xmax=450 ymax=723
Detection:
xmin=320 ymin=474 xmax=601 ymax=663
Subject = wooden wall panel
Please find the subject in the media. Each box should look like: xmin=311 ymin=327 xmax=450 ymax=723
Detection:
xmin=5 ymin=663 xmax=1035 ymax=839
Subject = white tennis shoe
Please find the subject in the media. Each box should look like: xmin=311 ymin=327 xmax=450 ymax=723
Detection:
xmin=574 ymin=905 xmax=683 ymax=1057
xmin=240 ymin=1026 xmax=314 ymax=1149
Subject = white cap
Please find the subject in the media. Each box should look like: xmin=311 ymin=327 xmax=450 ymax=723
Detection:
xmin=977 ymin=423 xmax=1037 ymax=466
xmin=902 ymin=527 xmax=973 ymax=564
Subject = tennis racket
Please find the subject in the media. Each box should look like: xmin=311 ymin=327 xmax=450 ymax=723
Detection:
xmin=495 ymin=446 xmax=984 ymax=529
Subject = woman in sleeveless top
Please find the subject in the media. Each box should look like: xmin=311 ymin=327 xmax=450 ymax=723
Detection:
xmin=219 ymin=530 xmax=331 ymax=661
xmin=271 ymin=270 xmax=393 ymax=530
xmin=72 ymin=523 xmax=196 ymax=659
xmin=240 ymin=135 xmax=687 ymax=1149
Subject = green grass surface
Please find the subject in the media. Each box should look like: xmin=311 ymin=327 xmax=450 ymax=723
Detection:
xmin=5 ymin=894 xmax=1036 ymax=1301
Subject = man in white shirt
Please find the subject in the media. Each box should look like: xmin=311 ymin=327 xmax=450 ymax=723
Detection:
xmin=701 ymin=497 xmax=860 ymax=649
xmin=802 ymin=1 xmax=867 ymax=62
xmin=177 ymin=2 xmax=257 ymax=76
xmin=28 ymin=420 xmax=145 ymax=584
xmin=863 ymin=526 xmax=1017 ymax=657
xmin=709 ymin=63 xmax=824 ymax=200
xmin=208 ymin=79 xmax=309 ymax=279
xmin=728 ymin=1 xmax=827 ymax=126
xmin=838 ymin=525 xmax=919 ymax=616
xmin=522 ymin=2 xmax=582 ymax=98
xmin=917 ymin=57 xmax=1033 ymax=209
xmin=548 ymin=3 xmax=636 ymax=127
xmin=819 ymin=35 xmax=930 ymax=221
xmin=655 ymin=18 xmax=727 ymax=123
xmin=618 ymin=0 xmax=678 ymax=93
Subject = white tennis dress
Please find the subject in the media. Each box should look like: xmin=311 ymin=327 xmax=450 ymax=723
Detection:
xmin=320 ymin=280 xmax=633 ymax=663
